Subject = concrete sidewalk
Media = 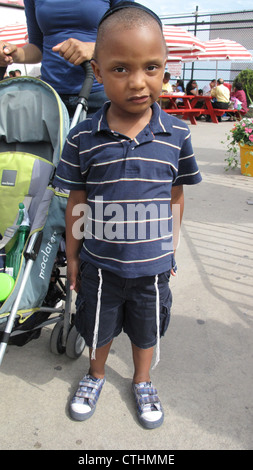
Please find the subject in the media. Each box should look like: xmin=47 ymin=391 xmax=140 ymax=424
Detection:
xmin=0 ymin=119 xmax=252 ymax=451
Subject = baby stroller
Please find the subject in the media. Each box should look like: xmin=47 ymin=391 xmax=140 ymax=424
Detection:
xmin=0 ymin=63 xmax=94 ymax=365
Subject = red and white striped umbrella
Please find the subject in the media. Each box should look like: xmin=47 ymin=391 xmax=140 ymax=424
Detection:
xmin=163 ymin=25 xmax=206 ymax=56
xmin=180 ymin=38 xmax=252 ymax=62
xmin=0 ymin=23 xmax=28 ymax=47
xmin=166 ymin=55 xmax=182 ymax=62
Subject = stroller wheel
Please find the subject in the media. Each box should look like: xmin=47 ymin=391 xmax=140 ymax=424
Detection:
xmin=66 ymin=325 xmax=85 ymax=359
xmin=50 ymin=320 xmax=66 ymax=355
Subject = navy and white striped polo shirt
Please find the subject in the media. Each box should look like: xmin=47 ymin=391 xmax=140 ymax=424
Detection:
xmin=54 ymin=101 xmax=201 ymax=278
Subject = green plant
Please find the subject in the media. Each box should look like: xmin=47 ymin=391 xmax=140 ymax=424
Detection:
xmin=223 ymin=117 xmax=253 ymax=170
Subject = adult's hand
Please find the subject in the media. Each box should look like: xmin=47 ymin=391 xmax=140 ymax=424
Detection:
xmin=52 ymin=38 xmax=95 ymax=66
xmin=0 ymin=41 xmax=17 ymax=66
xmin=0 ymin=42 xmax=42 ymax=66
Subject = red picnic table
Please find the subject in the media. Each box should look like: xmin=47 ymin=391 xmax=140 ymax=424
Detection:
xmin=159 ymin=94 xmax=230 ymax=124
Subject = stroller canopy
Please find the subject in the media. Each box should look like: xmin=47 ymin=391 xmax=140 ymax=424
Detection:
xmin=0 ymin=76 xmax=69 ymax=167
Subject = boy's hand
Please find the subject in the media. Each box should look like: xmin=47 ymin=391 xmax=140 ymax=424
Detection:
xmin=67 ymin=257 xmax=81 ymax=293
xmin=170 ymin=261 xmax=177 ymax=277
xmin=170 ymin=267 xmax=177 ymax=277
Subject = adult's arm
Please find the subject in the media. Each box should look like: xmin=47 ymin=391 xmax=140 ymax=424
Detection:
xmin=0 ymin=42 xmax=42 ymax=66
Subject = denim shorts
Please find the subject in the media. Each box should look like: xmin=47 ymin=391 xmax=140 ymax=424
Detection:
xmin=75 ymin=263 xmax=172 ymax=350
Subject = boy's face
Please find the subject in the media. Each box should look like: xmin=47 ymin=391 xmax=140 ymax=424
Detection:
xmin=92 ymin=22 xmax=167 ymax=117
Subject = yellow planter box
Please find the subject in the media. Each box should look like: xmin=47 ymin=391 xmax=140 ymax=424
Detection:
xmin=240 ymin=143 xmax=253 ymax=177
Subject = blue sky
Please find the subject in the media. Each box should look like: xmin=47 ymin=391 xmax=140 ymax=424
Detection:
xmin=140 ymin=0 xmax=253 ymax=17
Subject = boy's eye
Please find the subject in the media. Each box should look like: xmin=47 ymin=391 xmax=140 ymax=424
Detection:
xmin=114 ymin=66 xmax=126 ymax=73
xmin=146 ymin=65 xmax=158 ymax=71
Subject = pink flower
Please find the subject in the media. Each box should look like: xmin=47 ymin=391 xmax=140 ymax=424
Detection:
xmin=249 ymin=135 xmax=253 ymax=142
xmin=245 ymin=127 xmax=253 ymax=133
xmin=242 ymin=123 xmax=246 ymax=127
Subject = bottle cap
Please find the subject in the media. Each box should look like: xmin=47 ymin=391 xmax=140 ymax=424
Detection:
xmin=0 ymin=273 xmax=15 ymax=301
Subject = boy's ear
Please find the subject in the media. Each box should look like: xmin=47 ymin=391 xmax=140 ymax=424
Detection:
xmin=90 ymin=59 xmax=103 ymax=84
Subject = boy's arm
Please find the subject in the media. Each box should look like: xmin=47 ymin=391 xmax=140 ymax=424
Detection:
xmin=171 ymin=185 xmax=184 ymax=276
xmin=65 ymin=189 xmax=87 ymax=292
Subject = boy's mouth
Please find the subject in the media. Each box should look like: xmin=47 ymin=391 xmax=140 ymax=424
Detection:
xmin=128 ymin=95 xmax=150 ymax=104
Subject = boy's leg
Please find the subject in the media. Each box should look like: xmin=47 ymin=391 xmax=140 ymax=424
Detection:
xmin=131 ymin=343 xmax=154 ymax=384
xmin=131 ymin=343 xmax=164 ymax=429
xmin=89 ymin=340 xmax=113 ymax=379
xmin=125 ymin=273 xmax=172 ymax=429
xmin=131 ymin=347 xmax=164 ymax=430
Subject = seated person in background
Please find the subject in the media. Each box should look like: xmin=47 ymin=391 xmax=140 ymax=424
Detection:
xmin=186 ymin=79 xmax=203 ymax=108
xmin=175 ymin=79 xmax=185 ymax=93
xmin=202 ymin=79 xmax=216 ymax=96
xmin=211 ymin=78 xmax=230 ymax=109
xmin=175 ymin=79 xmax=185 ymax=106
xmin=231 ymin=82 xmax=249 ymax=115
xmin=162 ymin=72 xmax=173 ymax=94
xmin=186 ymin=79 xmax=198 ymax=96
xmin=160 ymin=71 xmax=173 ymax=109
xmin=210 ymin=78 xmax=230 ymax=122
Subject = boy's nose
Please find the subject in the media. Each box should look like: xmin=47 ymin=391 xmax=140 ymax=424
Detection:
xmin=129 ymin=71 xmax=146 ymax=89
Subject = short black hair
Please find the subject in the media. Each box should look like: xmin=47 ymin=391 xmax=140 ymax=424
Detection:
xmin=234 ymin=81 xmax=243 ymax=91
xmin=98 ymin=1 xmax=163 ymax=30
xmin=94 ymin=2 xmax=167 ymax=59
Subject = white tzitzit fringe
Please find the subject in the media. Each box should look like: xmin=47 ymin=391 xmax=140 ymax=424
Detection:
xmin=152 ymin=274 xmax=160 ymax=370
xmin=91 ymin=268 xmax=103 ymax=361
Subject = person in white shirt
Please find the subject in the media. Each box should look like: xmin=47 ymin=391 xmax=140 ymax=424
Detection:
xmin=202 ymin=79 xmax=216 ymax=96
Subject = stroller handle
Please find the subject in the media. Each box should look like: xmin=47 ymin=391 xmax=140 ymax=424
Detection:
xmin=70 ymin=61 xmax=94 ymax=128
xmin=79 ymin=60 xmax=94 ymax=101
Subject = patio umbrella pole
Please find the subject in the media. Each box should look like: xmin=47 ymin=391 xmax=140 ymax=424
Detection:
xmin=191 ymin=5 xmax=199 ymax=80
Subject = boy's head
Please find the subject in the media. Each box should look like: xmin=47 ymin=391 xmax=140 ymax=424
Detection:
xmin=94 ymin=2 xmax=167 ymax=59
xmin=91 ymin=2 xmax=167 ymax=117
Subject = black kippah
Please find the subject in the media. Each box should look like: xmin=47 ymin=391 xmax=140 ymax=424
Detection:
xmin=98 ymin=1 xmax=162 ymax=30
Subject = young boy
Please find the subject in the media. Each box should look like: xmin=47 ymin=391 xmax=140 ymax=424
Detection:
xmin=54 ymin=2 xmax=201 ymax=429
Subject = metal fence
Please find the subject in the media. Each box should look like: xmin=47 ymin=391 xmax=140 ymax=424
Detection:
xmin=161 ymin=7 xmax=253 ymax=85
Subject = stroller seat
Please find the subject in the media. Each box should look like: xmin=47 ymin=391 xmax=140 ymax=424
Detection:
xmin=0 ymin=77 xmax=73 ymax=362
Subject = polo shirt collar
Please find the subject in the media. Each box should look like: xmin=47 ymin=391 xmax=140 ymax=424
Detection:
xmin=91 ymin=101 xmax=173 ymax=138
